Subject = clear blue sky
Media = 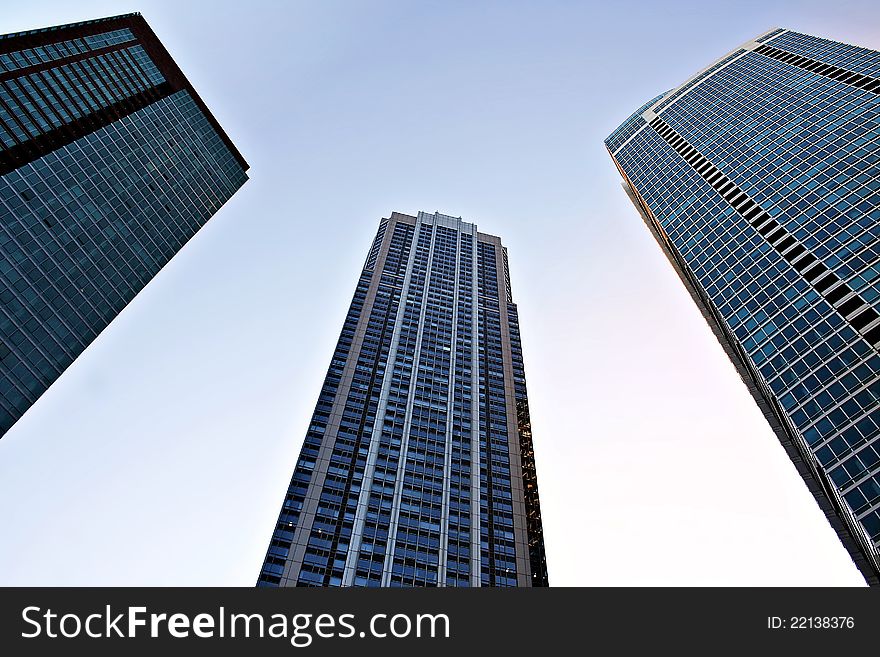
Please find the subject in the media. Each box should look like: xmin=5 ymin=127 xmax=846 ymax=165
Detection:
xmin=1 ymin=0 xmax=877 ymax=585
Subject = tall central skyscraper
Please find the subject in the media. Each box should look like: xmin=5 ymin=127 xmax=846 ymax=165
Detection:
xmin=607 ymin=28 xmax=880 ymax=585
xmin=258 ymin=211 xmax=548 ymax=587
xmin=0 ymin=13 xmax=248 ymax=437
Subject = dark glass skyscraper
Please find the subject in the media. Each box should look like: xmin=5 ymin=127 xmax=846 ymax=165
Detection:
xmin=258 ymin=211 xmax=548 ymax=587
xmin=607 ymin=28 xmax=880 ymax=585
xmin=0 ymin=13 xmax=248 ymax=436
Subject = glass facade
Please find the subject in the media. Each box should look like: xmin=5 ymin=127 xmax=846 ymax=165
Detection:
xmin=607 ymin=28 xmax=880 ymax=585
xmin=258 ymin=211 xmax=548 ymax=587
xmin=0 ymin=13 xmax=248 ymax=436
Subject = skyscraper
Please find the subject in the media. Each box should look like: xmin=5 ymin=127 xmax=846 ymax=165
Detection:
xmin=258 ymin=211 xmax=548 ymax=587
xmin=0 ymin=13 xmax=248 ymax=437
xmin=607 ymin=28 xmax=880 ymax=585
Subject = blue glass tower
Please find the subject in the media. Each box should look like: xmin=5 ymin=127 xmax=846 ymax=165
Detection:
xmin=607 ymin=28 xmax=880 ymax=585
xmin=258 ymin=211 xmax=548 ymax=587
xmin=0 ymin=13 xmax=248 ymax=437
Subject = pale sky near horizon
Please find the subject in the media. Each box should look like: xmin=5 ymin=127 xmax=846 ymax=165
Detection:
xmin=1 ymin=0 xmax=878 ymax=586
